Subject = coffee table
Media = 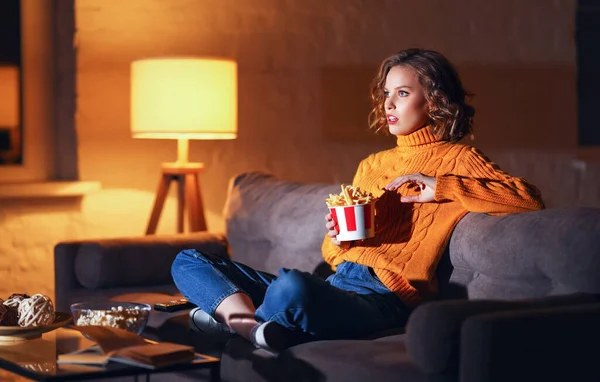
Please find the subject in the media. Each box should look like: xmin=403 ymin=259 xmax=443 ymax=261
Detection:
xmin=0 ymin=327 xmax=220 ymax=381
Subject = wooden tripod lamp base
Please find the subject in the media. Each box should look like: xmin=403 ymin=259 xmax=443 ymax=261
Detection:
xmin=131 ymin=58 xmax=238 ymax=235
xmin=145 ymin=162 xmax=207 ymax=235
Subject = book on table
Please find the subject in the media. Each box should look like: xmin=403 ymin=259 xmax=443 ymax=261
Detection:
xmin=57 ymin=326 xmax=202 ymax=369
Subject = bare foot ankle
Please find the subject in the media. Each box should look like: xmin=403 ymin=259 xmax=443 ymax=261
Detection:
xmin=227 ymin=315 xmax=259 ymax=341
xmin=214 ymin=292 xmax=259 ymax=340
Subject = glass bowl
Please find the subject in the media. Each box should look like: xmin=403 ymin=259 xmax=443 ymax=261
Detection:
xmin=70 ymin=302 xmax=151 ymax=335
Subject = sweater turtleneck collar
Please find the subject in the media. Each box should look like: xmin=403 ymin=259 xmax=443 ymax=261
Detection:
xmin=395 ymin=126 xmax=445 ymax=152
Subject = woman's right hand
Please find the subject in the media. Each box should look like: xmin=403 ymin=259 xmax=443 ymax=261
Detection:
xmin=325 ymin=213 xmax=351 ymax=249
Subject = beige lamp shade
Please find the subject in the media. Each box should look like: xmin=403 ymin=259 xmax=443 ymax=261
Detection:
xmin=0 ymin=65 xmax=20 ymax=128
xmin=131 ymin=58 xmax=237 ymax=140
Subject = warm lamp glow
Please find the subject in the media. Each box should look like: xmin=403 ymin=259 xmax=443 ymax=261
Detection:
xmin=0 ymin=65 xmax=19 ymax=128
xmin=131 ymin=58 xmax=237 ymax=141
xmin=131 ymin=57 xmax=238 ymax=235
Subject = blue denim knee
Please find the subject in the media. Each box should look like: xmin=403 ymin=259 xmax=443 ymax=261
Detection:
xmin=255 ymin=269 xmax=315 ymax=326
xmin=171 ymin=249 xmax=275 ymax=316
xmin=171 ymin=250 xmax=241 ymax=316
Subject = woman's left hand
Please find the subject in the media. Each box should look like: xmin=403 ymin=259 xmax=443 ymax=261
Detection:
xmin=385 ymin=173 xmax=437 ymax=203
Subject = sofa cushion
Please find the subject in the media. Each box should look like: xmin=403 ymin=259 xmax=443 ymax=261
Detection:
xmin=224 ymin=172 xmax=340 ymax=274
xmin=221 ymin=334 xmax=455 ymax=382
xmin=406 ymin=300 xmax=523 ymax=374
xmin=75 ymin=232 xmax=228 ymax=289
xmin=406 ymin=293 xmax=600 ymax=374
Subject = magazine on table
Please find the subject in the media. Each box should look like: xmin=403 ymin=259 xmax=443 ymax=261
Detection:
xmin=57 ymin=326 xmax=216 ymax=369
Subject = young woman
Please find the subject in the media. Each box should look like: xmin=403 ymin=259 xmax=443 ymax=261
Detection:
xmin=171 ymin=48 xmax=544 ymax=353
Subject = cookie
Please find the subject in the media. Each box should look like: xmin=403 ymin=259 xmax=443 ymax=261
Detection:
xmin=1 ymin=306 xmax=19 ymax=326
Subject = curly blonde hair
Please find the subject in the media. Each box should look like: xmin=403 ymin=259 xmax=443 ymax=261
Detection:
xmin=368 ymin=48 xmax=475 ymax=142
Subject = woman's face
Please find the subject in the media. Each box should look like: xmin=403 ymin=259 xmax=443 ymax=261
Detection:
xmin=383 ymin=66 xmax=430 ymax=136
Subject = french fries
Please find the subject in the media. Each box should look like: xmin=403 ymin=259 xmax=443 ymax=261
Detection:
xmin=326 ymin=184 xmax=377 ymax=207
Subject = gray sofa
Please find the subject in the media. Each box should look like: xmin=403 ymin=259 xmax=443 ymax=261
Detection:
xmin=55 ymin=171 xmax=600 ymax=382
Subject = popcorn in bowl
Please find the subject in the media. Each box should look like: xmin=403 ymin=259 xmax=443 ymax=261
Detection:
xmin=70 ymin=302 xmax=151 ymax=335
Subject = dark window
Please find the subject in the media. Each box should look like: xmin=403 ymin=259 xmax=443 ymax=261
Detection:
xmin=0 ymin=0 xmax=20 ymax=65
xmin=577 ymin=0 xmax=600 ymax=146
xmin=0 ymin=0 xmax=21 ymax=161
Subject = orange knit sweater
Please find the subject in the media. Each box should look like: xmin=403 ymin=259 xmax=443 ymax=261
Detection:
xmin=321 ymin=127 xmax=544 ymax=308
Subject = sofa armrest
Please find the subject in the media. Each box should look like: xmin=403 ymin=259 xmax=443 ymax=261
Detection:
xmin=405 ymin=293 xmax=599 ymax=374
xmin=55 ymin=241 xmax=86 ymax=307
xmin=460 ymin=302 xmax=600 ymax=382
xmin=54 ymin=232 xmax=228 ymax=306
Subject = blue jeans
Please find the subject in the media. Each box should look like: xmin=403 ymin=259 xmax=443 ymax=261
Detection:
xmin=171 ymin=249 xmax=409 ymax=340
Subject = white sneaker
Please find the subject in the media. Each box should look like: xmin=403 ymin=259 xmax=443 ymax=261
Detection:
xmin=188 ymin=307 xmax=236 ymax=335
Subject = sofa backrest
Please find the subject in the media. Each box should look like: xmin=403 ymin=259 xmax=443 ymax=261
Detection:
xmin=449 ymin=209 xmax=600 ymax=299
xmin=224 ymin=171 xmax=600 ymax=300
xmin=223 ymin=171 xmax=338 ymax=275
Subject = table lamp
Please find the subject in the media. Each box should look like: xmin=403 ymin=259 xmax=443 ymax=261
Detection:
xmin=131 ymin=57 xmax=237 ymax=234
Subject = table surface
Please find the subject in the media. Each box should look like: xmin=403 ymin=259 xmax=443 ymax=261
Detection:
xmin=0 ymin=326 xmax=219 ymax=381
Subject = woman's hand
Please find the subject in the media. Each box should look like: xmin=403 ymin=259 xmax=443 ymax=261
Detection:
xmin=325 ymin=213 xmax=351 ymax=249
xmin=385 ymin=173 xmax=437 ymax=203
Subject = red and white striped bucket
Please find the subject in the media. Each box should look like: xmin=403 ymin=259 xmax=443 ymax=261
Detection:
xmin=328 ymin=202 xmax=375 ymax=241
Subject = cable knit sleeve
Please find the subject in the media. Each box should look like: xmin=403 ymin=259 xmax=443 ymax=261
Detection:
xmin=321 ymin=155 xmax=374 ymax=268
xmin=434 ymin=147 xmax=545 ymax=214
